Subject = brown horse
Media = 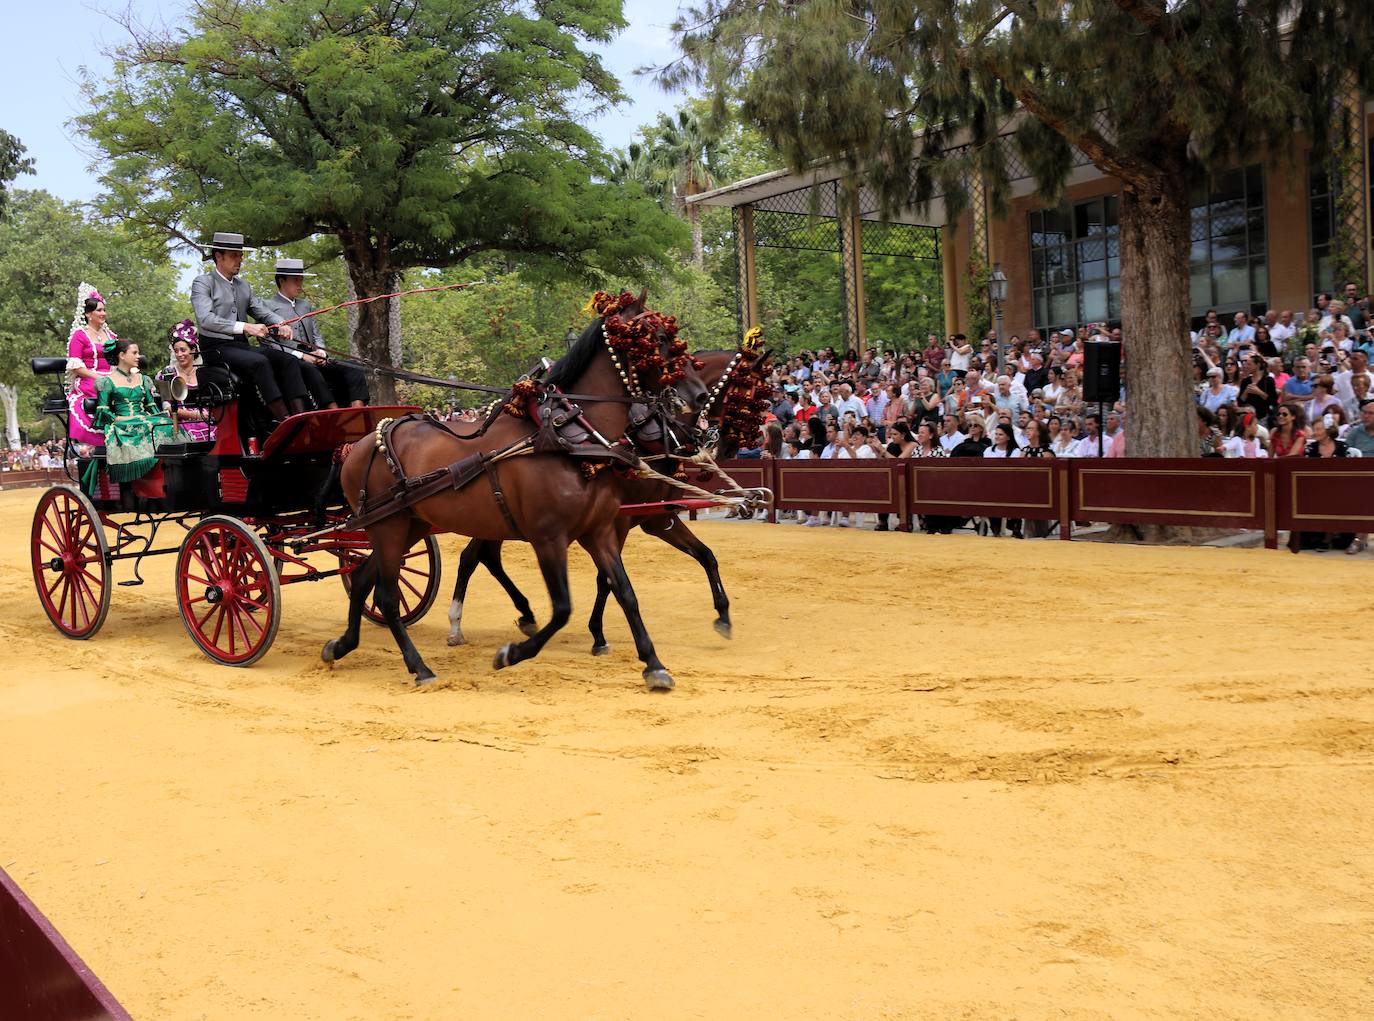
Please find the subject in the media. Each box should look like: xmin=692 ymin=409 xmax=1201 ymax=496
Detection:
xmin=322 ymin=296 xmax=711 ymax=690
xmin=443 ymin=349 xmax=770 ymax=653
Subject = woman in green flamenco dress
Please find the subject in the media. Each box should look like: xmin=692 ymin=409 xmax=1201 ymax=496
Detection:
xmin=86 ymin=337 xmax=180 ymax=493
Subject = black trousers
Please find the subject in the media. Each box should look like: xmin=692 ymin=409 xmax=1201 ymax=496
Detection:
xmin=200 ymin=340 xmax=307 ymax=404
xmin=318 ymin=360 xmax=370 ymax=405
xmin=296 ymin=360 xmax=336 ymax=409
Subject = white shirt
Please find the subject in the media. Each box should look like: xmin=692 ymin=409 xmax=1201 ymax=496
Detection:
xmin=831 ymin=395 xmax=866 ymax=420
xmin=820 ymin=442 xmax=851 ymax=459
xmin=982 ymin=445 xmax=1022 ymax=458
xmin=854 ymin=443 xmax=878 ymax=459
xmin=1270 ymin=322 xmax=1296 ymax=344
xmin=1223 ymin=436 xmax=1268 ymax=458
xmin=938 ymin=431 xmax=966 ymax=452
xmin=216 ymin=268 xmax=249 ymax=335
xmin=1075 ymin=435 xmax=1107 ymax=457
xmin=949 ymin=346 xmax=972 ymax=371
xmin=1051 ymin=434 xmax=1077 ymax=457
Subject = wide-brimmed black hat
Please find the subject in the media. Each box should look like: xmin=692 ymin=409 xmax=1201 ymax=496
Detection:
xmin=202 ymin=232 xmax=257 ymax=257
xmin=273 ymin=258 xmax=316 ymax=277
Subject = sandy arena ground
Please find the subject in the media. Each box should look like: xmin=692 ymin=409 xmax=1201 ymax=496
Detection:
xmin=2 ymin=487 xmax=1372 ymax=1020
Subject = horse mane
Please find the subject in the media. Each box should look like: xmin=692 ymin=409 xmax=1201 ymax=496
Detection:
xmin=544 ymin=317 xmax=605 ymax=388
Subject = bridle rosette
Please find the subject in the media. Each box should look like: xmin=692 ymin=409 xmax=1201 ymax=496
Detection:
xmin=715 ymin=328 xmax=773 ymax=451
xmin=588 ymin=289 xmax=705 ymax=394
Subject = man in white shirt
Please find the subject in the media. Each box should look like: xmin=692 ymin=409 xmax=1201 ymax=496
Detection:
xmin=831 ymin=382 xmax=867 ymax=421
xmin=1333 ymin=351 xmax=1372 ymax=407
xmin=1075 ymin=413 xmax=1107 ymax=457
xmin=993 ymin=375 xmax=1028 ymax=415
xmin=938 ymin=414 xmax=966 ymax=453
xmin=1269 ymin=309 xmax=1296 ymax=348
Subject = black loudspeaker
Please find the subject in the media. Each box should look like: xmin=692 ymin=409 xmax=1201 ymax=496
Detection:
xmin=1083 ymin=340 xmax=1122 ymax=403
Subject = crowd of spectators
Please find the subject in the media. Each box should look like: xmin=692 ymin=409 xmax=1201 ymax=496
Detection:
xmin=737 ymin=286 xmax=1374 ymax=549
xmin=3 ymin=442 xmax=66 ymax=471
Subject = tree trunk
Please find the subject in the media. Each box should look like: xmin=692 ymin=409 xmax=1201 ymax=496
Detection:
xmin=1104 ymin=170 xmax=1198 ymax=543
xmin=342 ymin=241 xmax=400 ymax=405
xmin=688 ymin=201 xmax=704 ymax=270
xmin=1118 ymin=179 xmax=1194 ymax=459
xmin=0 ymin=383 xmax=20 ymax=448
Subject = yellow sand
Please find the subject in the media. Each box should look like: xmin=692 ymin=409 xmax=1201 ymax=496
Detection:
xmin=1 ymin=487 xmax=1371 ymax=1020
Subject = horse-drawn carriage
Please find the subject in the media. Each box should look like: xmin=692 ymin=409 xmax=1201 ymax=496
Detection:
xmin=28 ymin=288 xmax=772 ymax=689
xmin=28 ymin=354 xmax=441 ymax=666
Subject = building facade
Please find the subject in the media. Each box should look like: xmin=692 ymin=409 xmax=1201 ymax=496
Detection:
xmin=690 ymin=104 xmax=1374 ymax=350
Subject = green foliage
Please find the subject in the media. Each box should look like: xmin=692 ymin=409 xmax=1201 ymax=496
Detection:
xmin=79 ymin=0 xmax=689 ymax=392
xmin=0 ymin=190 xmax=180 ymax=393
xmin=668 ymin=1 xmax=1374 ymax=217
xmin=0 ymin=129 xmax=34 ymax=220
xmin=960 ymin=249 xmax=991 ymax=346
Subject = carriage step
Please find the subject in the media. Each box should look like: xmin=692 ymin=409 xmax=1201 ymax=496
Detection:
xmin=117 ymin=580 xmax=144 ymax=587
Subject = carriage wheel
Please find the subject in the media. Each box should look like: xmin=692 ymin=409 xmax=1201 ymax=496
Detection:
xmin=338 ymin=534 xmax=442 ymax=627
xmin=176 ymin=516 xmax=281 ymax=667
xmin=31 ymin=485 xmax=111 ymax=640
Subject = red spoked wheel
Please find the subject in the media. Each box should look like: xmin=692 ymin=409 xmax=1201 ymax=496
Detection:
xmin=176 ymin=516 xmax=281 ymax=666
xmin=31 ymin=485 xmax=111 ymax=640
xmin=338 ymin=534 xmax=442 ymax=627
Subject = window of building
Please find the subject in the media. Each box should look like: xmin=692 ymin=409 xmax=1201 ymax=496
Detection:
xmin=1190 ymin=165 xmax=1267 ymax=320
xmin=1029 ymin=166 xmax=1266 ymax=335
xmin=1028 ymin=195 xmax=1120 ymax=336
xmin=1310 ymin=166 xmax=1336 ymax=301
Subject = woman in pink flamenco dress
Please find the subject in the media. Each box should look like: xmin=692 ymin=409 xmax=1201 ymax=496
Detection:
xmin=66 ymin=290 xmax=113 ymax=447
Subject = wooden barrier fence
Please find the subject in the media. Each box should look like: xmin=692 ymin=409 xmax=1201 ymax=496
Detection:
xmin=0 ymin=468 xmax=67 ymax=491
xmin=708 ymin=458 xmax=1374 ymax=550
xmin=0 ymin=866 xmax=131 ymax=1020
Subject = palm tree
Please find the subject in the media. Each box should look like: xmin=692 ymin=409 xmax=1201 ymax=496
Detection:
xmin=643 ymin=111 xmax=722 ymax=269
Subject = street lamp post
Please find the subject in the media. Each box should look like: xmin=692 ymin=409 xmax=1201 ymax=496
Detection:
xmin=565 ymin=327 xmax=581 ymax=350
xmin=988 ymin=263 xmax=1009 ymax=374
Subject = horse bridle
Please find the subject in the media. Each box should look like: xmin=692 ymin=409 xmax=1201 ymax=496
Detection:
xmin=602 ymin=309 xmax=707 ymax=459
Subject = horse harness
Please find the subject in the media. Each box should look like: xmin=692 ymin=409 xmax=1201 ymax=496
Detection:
xmin=346 ymin=377 xmax=688 ymax=538
xmin=342 ymin=307 xmax=767 ymax=537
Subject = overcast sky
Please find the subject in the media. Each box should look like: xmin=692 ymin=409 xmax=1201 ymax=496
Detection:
xmin=3 ymin=0 xmax=687 ymax=203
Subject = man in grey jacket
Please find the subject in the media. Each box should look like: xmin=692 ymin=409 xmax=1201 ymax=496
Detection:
xmin=260 ymin=258 xmax=370 ymax=408
xmin=189 ymin=232 xmax=309 ymax=421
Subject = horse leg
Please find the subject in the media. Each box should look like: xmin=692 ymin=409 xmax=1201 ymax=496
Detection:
xmin=579 ymin=530 xmax=674 ymax=691
xmin=480 ymin=542 xmax=538 ymax=636
xmin=640 ymin=515 xmax=731 ymax=638
xmin=587 ymin=573 xmax=613 ymax=655
xmin=322 ymin=551 xmax=378 ymax=665
xmin=447 ymin=539 xmax=485 ymax=646
xmin=492 ymin=538 xmax=571 ymax=671
xmin=450 ymin=540 xmax=538 ymax=645
xmin=375 ymin=518 xmax=438 ymax=683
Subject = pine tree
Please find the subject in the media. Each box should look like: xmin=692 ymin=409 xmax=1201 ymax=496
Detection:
xmin=667 ymin=0 xmax=1374 ymax=459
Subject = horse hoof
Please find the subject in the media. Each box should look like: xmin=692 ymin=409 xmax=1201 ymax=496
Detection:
xmin=321 ymin=639 xmax=337 ymax=664
xmin=415 ymin=670 xmax=438 ymax=686
xmin=447 ymin=632 xmax=466 ymax=647
xmin=517 ymin=618 xmax=538 ymax=637
xmin=643 ymin=668 xmax=675 ymax=692
xmin=591 ymin=643 xmax=610 ymax=657
xmin=493 ymin=643 xmax=516 ymax=670
xmin=713 ymin=619 xmax=733 ymax=640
